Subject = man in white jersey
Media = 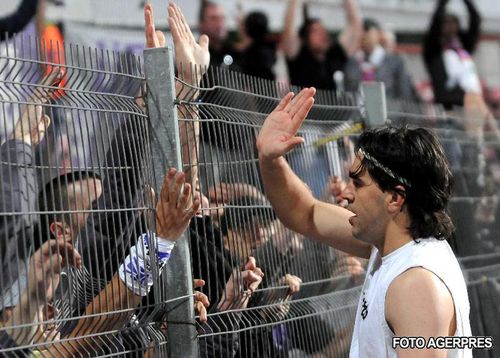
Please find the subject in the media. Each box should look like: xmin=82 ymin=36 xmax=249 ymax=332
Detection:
xmin=256 ymin=87 xmax=471 ymax=357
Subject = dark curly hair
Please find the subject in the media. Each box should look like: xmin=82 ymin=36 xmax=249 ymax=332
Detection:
xmin=354 ymin=126 xmax=454 ymax=240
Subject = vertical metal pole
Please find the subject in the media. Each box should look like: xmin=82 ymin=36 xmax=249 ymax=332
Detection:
xmin=144 ymin=46 xmax=197 ymax=357
xmin=362 ymin=82 xmax=387 ymax=128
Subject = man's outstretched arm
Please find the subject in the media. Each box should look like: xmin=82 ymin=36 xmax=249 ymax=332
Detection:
xmin=257 ymin=88 xmax=371 ymax=259
xmin=338 ymin=0 xmax=363 ymax=57
xmin=144 ymin=2 xmax=210 ymax=190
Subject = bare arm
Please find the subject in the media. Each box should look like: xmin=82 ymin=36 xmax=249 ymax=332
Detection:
xmin=386 ymin=268 xmax=456 ymax=358
xmin=41 ymin=274 xmax=143 ymax=357
xmin=260 ymin=156 xmax=370 ymax=258
xmin=257 ymin=88 xmax=371 ymax=259
xmin=145 ymin=3 xmax=210 ymax=188
xmin=1 ymin=239 xmax=81 ymax=347
xmin=281 ymin=0 xmax=302 ymax=59
xmin=208 ymin=182 xmax=267 ymax=204
xmin=338 ymin=0 xmax=363 ymax=57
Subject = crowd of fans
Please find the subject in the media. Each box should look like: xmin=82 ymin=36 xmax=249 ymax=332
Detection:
xmin=0 ymin=0 xmax=499 ymax=357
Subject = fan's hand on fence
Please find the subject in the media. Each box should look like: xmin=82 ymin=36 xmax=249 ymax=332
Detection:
xmin=168 ymin=2 xmax=209 ymax=83
xmin=283 ymin=273 xmax=302 ymax=296
xmin=144 ymin=3 xmax=166 ymax=48
xmin=218 ymin=257 xmax=264 ymax=311
xmin=346 ymin=256 xmax=365 ymax=278
xmin=325 ymin=176 xmax=351 ymax=207
xmin=12 ymin=70 xmax=62 ymax=146
xmin=193 ymin=279 xmax=209 ymax=323
xmin=156 ymin=168 xmax=201 ymax=241
xmin=27 ymin=239 xmax=82 ymax=302
xmin=257 ymin=87 xmax=316 ymax=160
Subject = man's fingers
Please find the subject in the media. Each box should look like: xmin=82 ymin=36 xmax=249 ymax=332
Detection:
xmin=183 ymin=198 xmax=201 ymax=221
xmin=199 ymin=34 xmax=209 ymax=51
xmin=178 ymin=182 xmax=192 ymax=209
xmin=253 ymin=267 xmax=264 ymax=278
xmin=242 ymin=270 xmax=261 ymax=286
xmin=247 ymin=273 xmax=262 ymax=292
xmin=169 ymin=171 xmax=185 ymax=205
xmin=286 ymin=88 xmax=308 ymax=116
xmin=244 ymin=256 xmax=257 ymax=271
xmin=144 ymin=4 xmax=158 ymax=48
xmin=290 ymin=87 xmax=316 ymax=119
xmin=274 ymin=92 xmax=294 ymax=112
xmin=156 ymin=30 xmax=166 ymax=47
xmin=42 ymin=239 xmax=81 ymax=269
xmin=167 ymin=14 xmax=181 ymax=45
xmin=286 ymin=274 xmax=302 ymax=295
xmin=283 ymin=136 xmax=305 ymax=154
xmin=194 ymin=291 xmax=210 ymax=307
xmin=168 ymin=3 xmax=185 ymax=42
xmin=291 ymin=97 xmax=315 ymax=132
xmin=193 ymin=279 xmax=205 ymax=289
xmin=173 ymin=2 xmax=195 ymax=42
xmin=160 ymin=168 xmax=176 ymax=204
xmin=284 ymin=87 xmax=310 ymax=113
xmin=195 ymin=301 xmax=208 ymax=323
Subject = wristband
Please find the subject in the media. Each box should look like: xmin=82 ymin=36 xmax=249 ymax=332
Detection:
xmin=119 ymin=233 xmax=176 ymax=296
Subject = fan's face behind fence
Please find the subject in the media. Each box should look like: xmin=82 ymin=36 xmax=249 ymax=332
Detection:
xmin=344 ymin=157 xmax=390 ymax=246
xmin=50 ymin=177 xmax=103 ymax=241
xmin=199 ymin=3 xmax=226 ymax=44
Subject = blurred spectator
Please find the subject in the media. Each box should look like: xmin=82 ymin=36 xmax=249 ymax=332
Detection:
xmin=282 ymin=0 xmax=362 ymax=90
xmin=198 ymin=0 xmax=238 ymax=69
xmin=220 ymin=196 xmax=277 ymax=260
xmin=235 ymin=11 xmax=277 ymax=81
xmin=0 ymin=239 xmax=80 ymax=350
xmin=0 ymin=0 xmax=40 ymax=41
xmin=190 ymin=212 xmax=265 ymax=357
xmin=423 ymin=0 xmax=482 ymax=109
xmin=380 ymin=27 xmax=396 ymax=54
xmin=0 ymin=69 xmax=60 ymax=297
xmin=343 ymin=18 xmax=419 ymax=100
xmin=237 ymin=224 xmax=303 ymax=358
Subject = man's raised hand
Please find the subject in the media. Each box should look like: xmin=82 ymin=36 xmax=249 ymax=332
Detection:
xmin=144 ymin=2 xmax=209 ymax=83
xmin=256 ymin=87 xmax=316 ymax=161
xmin=168 ymin=2 xmax=209 ymax=81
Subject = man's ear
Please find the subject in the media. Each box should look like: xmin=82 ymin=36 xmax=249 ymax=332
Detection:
xmin=49 ymin=222 xmax=65 ymax=238
xmin=386 ymin=185 xmax=406 ymax=214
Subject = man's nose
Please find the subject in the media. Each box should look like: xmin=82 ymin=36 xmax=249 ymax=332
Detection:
xmin=343 ymin=191 xmax=354 ymax=205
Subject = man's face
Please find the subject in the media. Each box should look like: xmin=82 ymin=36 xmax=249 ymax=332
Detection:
xmin=68 ymin=178 xmax=103 ymax=238
xmin=361 ymin=27 xmax=381 ymax=54
xmin=225 ymin=217 xmax=275 ymax=259
xmin=308 ymin=22 xmax=331 ymax=53
xmin=199 ymin=4 xmax=226 ymax=44
xmin=344 ymin=157 xmax=389 ymax=245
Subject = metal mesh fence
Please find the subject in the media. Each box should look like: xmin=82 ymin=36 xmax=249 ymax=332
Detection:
xmin=0 ymin=35 xmax=159 ymax=357
xmin=0 ymin=35 xmax=498 ymax=357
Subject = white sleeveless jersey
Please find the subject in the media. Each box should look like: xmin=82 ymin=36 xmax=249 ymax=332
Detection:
xmin=349 ymin=238 xmax=471 ymax=358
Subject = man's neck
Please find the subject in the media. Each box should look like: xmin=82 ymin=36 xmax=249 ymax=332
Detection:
xmin=379 ymin=219 xmax=413 ymax=257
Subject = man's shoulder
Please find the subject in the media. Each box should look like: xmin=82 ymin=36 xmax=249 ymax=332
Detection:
xmin=386 ymin=267 xmax=456 ymax=334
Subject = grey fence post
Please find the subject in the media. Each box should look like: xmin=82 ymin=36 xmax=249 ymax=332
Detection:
xmin=144 ymin=46 xmax=197 ymax=357
xmin=362 ymin=82 xmax=387 ymax=128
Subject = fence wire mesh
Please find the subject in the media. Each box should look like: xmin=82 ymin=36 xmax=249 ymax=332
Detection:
xmin=0 ymin=35 xmax=160 ymax=357
xmin=0 ymin=35 xmax=498 ymax=358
